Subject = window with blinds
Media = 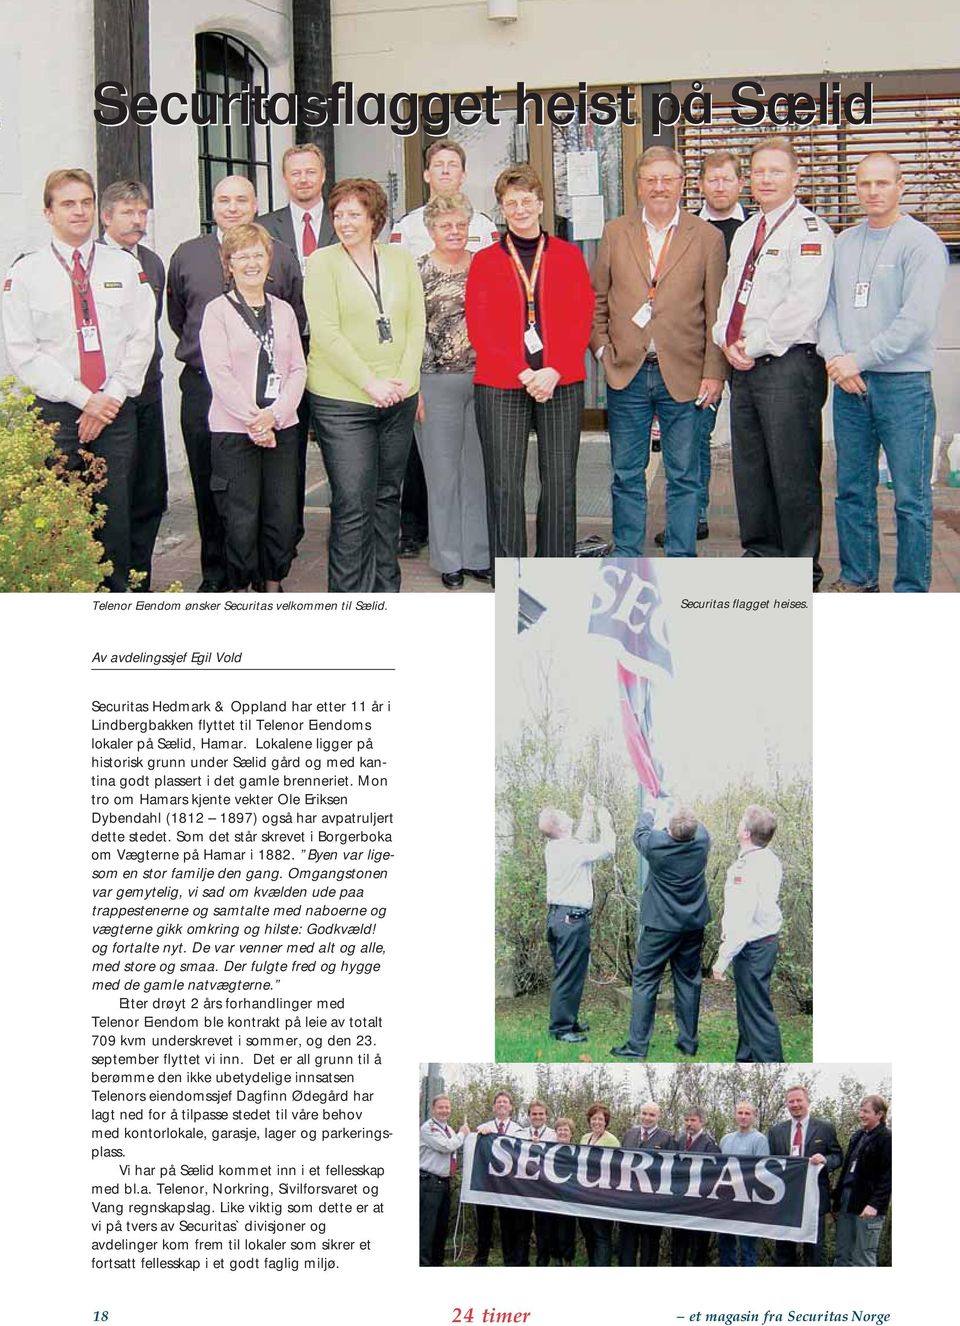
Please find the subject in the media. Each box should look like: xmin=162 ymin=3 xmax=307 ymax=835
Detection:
xmin=674 ymin=79 xmax=960 ymax=245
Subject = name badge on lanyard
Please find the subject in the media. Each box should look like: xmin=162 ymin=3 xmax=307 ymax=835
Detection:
xmin=81 ymin=324 xmax=101 ymax=351
xmin=854 ymin=281 xmax=870 ymax=308
xmin=634 ymin=222 xmax=675 ymax=328
xmin=505 ymin=232 xmax=546 ymax=354
xmin=264 ymin=373 xmax=282 ymax=401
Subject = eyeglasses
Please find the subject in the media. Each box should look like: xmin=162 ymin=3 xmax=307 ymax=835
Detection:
xmin=501 ymin=196 xmax=541 ymax=212
xmin=639 ymin=175 xmax=683 ymax=186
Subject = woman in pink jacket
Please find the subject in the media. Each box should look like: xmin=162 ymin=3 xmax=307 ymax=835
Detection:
xmin=199 ymin=223 xmax=306 ymax=592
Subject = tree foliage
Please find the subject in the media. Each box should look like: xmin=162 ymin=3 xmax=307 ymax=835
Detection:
xmin=0 ymin=378 xmax=109 ymax=592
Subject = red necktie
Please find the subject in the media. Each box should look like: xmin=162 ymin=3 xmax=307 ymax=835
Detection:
xmin=71 ymin=249 xmax=107 ymax=393
xmin=642 ymin=1129 xmax=650 ymax=1144
xmin=686 ymin=1133 xmax=694 ymax=1149
xmin=445 ymin=1124 xmax=457 ymax=1175
xmin=793 ymin=1122 xmax=803 ymax=1151
xmin=302 ymin=212 xmax=318 ymax=257
xmin=497 ymin=1121 xmax=505 ymax=1135
xmin=724 ymin=216 xmax=767 ymax=347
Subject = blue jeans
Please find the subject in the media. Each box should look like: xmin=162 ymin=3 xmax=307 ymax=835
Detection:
xmin=833 ymin=371 xmax=935 ymax=593
xmin=717 ymin=1233 xmax=759 ymax=1266
xmin=696 ymin=394 xmax=721 ymax=520
xmin=606 ymin=361 xmax=699 ymax=555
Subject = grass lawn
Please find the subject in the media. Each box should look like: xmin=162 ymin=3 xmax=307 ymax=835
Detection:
xmin=495 ymin=985 xmax=811 ymax=1063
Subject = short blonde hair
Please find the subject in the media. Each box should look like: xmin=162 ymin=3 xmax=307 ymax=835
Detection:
xmin=220 ymin=223 xmax=274 ymax=281
xmin=424 ymin=191 xmax=474 ymax=231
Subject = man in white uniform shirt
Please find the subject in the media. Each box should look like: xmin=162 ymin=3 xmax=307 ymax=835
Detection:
xmin=712 ymin=804 xmax=784 ymax=1062
xmin=539 ymin=793 xmax=615 ymax=1044
xmin=389 ymin=138 xmax=499 ymax=258
xmin=713 ymin=138 xmax=833 ymax=589
xmin=419 ymin=1093 xmax=468 ymax=1266
xmin=2 ymin=167 xmax=155 ymax=591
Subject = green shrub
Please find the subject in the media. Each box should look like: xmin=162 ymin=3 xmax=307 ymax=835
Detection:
xmin=0 ymin=377 xmax=110 ymax=591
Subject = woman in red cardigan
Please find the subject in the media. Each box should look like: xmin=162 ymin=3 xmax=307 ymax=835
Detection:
xmin=465 ymin=165 xmax=594 ymax=560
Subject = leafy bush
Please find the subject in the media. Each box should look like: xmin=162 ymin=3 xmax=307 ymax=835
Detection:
xmin=0 ymin=377 xmax=110 ymax=591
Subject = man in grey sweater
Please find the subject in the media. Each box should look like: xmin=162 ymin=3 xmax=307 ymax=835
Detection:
xmin=818 ymin=151 xmax=948 ymax=592
xmin=717 ymin=1100 xmax=770 ymax=1266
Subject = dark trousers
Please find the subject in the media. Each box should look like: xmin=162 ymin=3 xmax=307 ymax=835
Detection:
xmin=672 ymin=1228 xmax=711 ymax=1266
xmin=533 ymin=1212 xmax=555 ymax=1265
xmin=475 ymin=1204 xmax=522 ymax=1266
xmin=38 ymin=396 xmax=137 ymax=592
xmin=579 ymin=1218 xmax=613 ymax=1266
xmin=210 ymin=426 xmax=300 ymax=589
xmin=553 ymin=1214 xmax=577 ymax=1264
xmin=546 ymin=905 xmax=591 ymax=1037
xmin=775 ymin=1210 xmax=826 ymax=1266
xmin=618 ymin=1222 xmax=662 ymax=1266
xmin=419 ymin=1172 xmax=451 ymax=1266
xmin=733 ymin=936 xmax=784 ymax=1062
xmin=514 ymin=1210 xmax=533 ymax=1266
xmin=730 ymin=345 xmax=827 ymax=586
xmin=474 ymin=381 xmax=583 ymax=559
xmin=179 ymin=366 xmax=225 ymax=587
xmin=129 ymin=388 xmax=168 ymax=588
xmin=718 ymin=1232 xmax=759 ymax=1266
xmin=400 ymin=434 xmax=429 ymax=544
xmin=625 ymin=926 xmax=704 ymax=1056
xmin=310 ymin=393 xmax=416 ymax=592
xmin=294 ymin=390 xmax=311 ymax=548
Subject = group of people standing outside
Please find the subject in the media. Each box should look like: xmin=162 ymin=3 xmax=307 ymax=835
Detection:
xmin=3 ymin=132 xmax=945 ymax=592
xmin=539 ymin=793 xmax=788 ymax=1062
xmin=419 ymin=1085 xmax=891 ymax=1268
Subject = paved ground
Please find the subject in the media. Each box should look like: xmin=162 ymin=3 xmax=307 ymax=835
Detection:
xmin=151 ymin=432 xmax=960 ymax=592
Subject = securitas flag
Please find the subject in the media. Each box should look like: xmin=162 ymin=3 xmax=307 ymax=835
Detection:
xmin=617 ymin=663 xmax=662 ymax=796
xmin=589 ymin=560 xmax=672 ymax=792
xmin=588 ymin=559 xmax=673 ymax=682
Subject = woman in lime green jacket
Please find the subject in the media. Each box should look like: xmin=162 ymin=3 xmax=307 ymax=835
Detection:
xmin=305 ymin=178 xmax=425 ymax=592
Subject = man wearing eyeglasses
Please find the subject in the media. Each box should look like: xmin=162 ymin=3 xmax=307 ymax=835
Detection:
xmin=591 ymin=146 xmax=727 ymax=557
xmin=713 ymin=138 xmax=833 ymax=589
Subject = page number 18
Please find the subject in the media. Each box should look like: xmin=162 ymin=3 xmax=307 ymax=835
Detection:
xmin=94 ymin=1313 xmax=110 ymax=1322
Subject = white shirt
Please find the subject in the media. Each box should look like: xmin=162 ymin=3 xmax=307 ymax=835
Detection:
xmin=520 ymin=1124 xmax=557 ymax=1143
xmin=477 ymin=1117 xmax=524 ymax=1138
xmin=2 ymin=238 xmax=156 ymax=409
xmin=289 ymin=199 xmax=326 ymax=269
xmin=419 ymin=1116 xmax=465 ymax=1176
xmin=714 ymin=844 xmax=783 ymax=973
xmin=641 ymin=206 xmax=680 ymax=352
xmin=713 ymin=196 xmax=834 ymax=359
xmin=544 ymin=823 xmax=615 ymax=909
xmin=389 ymin=204 xmax=499 ymax=259
xmin=698 ymin=201 xmax=746 ymax=223
xmin=788 ymin=1114 xmax=811 ymax=1153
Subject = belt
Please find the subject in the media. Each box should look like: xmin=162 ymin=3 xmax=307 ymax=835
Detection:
xmin=754 ymin=343 xmax=819 ymax=368
xmin=644 ymin=352 xmax=659 ymax=365
xmin=420 ymin=1170 xmax=450 ymax=1183
xmin=548 ymin=903 xmax=591 ymax=916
